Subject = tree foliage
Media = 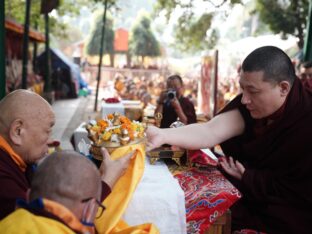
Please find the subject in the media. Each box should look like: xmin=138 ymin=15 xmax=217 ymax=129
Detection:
xmin=174 ymin=13 xmax=216 ymax=52
xmin=154 ymin=0 xmax=241 ymax=52
xmin=129 ymin=13 xmax=161 ymax=59
xmin=85 ymin=12 xmax=115 ymax=56
xmin=255 ymin=0 xmax=309 ymax=49
xmin=4 ymin=0 xmax=116 ymax=39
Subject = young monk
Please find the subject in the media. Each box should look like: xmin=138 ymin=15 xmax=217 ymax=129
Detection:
xmin=147 ymin=46 xmax=312 ymax=233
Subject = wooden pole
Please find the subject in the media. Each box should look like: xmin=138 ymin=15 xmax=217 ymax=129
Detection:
xmin=0 ymin=0 xmax=5 ymax=100
xmin=94 ymin=0 xmax=108 ymax=112
xmin=21 ymin=0 xmax=32 ymax=89
xmin=213 ymin=50 xmax=219 ymax=116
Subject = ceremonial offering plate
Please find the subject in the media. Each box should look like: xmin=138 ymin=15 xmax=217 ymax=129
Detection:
xmin=85 ymin=112 xmax=146 ymax=161
xmin=90 ymin=137 xmax=146 ymax=160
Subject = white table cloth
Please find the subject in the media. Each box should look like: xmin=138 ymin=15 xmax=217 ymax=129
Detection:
xmin=72 ymin=124 xmax=187 ymax=233
xmin=123 ymin=159 xmax=187 ymax=234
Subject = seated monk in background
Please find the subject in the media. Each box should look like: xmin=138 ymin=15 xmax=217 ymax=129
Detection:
xmin=146 ymin=46 xmax=312 ymax=233
xmin=0 ymin=151 xmax=104 ymax=233
xmin=300 ymin=61 xmax=312 ymax=90
xmin=0 ymin=90 xmax=132 ymax=219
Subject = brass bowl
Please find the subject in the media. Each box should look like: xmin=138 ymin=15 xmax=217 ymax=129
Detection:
xmin=90 ymin=138 xmax=146 ymax=161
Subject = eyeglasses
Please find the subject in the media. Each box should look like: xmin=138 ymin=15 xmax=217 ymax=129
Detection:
xmin=81 ymin=197 xmax=106 ymax=219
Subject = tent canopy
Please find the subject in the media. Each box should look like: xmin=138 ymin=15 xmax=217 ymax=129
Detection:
xmin=37 ymin=48 xmax=88 ymax=98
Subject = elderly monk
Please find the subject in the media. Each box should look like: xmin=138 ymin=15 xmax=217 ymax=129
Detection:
xmin=0 ymin=90 xmax=132 ymax=220
xmin=0 ymin=151 xmax=103 ymax=234
xmin=147 ymin=46 xmax=312 ymax=233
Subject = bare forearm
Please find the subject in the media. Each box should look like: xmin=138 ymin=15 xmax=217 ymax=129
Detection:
xmin=161 ymin=122 xmax=217 ymax=149
xmin=159 ymin=109 xmax=244 ymax=150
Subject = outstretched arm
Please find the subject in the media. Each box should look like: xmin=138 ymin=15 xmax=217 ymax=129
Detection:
xmin=146 ymin=109 xmax=245 ymax=151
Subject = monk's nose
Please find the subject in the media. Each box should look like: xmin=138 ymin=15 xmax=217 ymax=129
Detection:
xmin=241 ymin=93 xmax=250 ymax=105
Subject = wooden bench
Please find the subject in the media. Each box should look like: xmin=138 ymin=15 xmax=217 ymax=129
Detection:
xmin=205 ymin=210 xmax=231 ymax=234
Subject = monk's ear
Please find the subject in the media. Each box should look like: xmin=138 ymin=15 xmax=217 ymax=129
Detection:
xmin=279 ymin=81 xmax=290 ymax=97
xmin=9 ymin=119 xmax=24 ymax=145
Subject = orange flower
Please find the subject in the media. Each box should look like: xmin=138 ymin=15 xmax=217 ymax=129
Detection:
xmin=97 ymin=120 xmax=108 ymax=131
xmin=120 ymin=116 xmax=131 ymax=125
xmin=107 ymin=114 xmax=114 ymax=120
xmin=121 ymin=123 xmax=131 ymax=131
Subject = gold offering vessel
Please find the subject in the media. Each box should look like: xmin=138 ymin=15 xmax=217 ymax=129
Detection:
xmin=85 ymin=112 xmax=146 ymax=160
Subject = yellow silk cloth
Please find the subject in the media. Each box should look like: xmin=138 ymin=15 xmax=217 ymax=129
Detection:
xmin=0 ymin=209 xmax=78 ymax=234
xmin=95 ymin=143 xmax=159 ymax=234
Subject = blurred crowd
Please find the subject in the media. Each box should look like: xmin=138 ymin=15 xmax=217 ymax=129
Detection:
xmin=113 ymin=73 xmax=198 ymax=110
xmin=108 ymin=59 xmax=312 ymax=120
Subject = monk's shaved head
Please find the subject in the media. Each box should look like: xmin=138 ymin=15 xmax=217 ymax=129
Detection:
xmin=0 ymin=90 xmax=53 ymax=134
xmin=30 ymin=151 xmax=101 ymax=213
xmin=0 ymin=90 xmax=55 ymax=163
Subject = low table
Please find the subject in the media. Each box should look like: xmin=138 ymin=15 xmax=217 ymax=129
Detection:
xmin=147 ymin=146 xmax=186 ymax=166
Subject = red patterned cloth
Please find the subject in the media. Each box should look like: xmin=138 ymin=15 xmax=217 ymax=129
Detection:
xmin=188 ymin=150 xmax=218 ymax=167
xmin=175 ymin=168 xmax=241 ymax=234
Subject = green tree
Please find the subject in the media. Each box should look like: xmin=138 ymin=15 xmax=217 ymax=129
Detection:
xmin=4 ymin=0 xmax=108 ymax=39
xmin=129 ymin=12 xmax=161 ymax=64
xmin=255 ymin=0 xmax=309 ymax=49
xmin=86 ymin=11 xmax=115 ymax=66
xmin=154 ymin=0 xmax=241 ymax=53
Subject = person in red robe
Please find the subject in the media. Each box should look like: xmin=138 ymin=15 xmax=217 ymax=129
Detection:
xmin=0 ymin=90 xmax=132 ymax=220
xmin=0 ymin=151 xmax=103 ymax=233
xmin=146 ymin=46 xmax=312 ymax=233
xmin=300 ymin=61 xmax=312 ymax=90
xmin=155 ymin=75 xmax=196 ymax=128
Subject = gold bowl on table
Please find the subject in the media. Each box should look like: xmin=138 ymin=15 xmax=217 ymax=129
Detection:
xmin=85 ymin=113 xmax=147 ymax=161
xmin=90 ymin=138 xmax=146 ymax=161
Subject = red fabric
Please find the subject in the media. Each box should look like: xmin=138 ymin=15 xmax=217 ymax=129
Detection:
xmin=175 ymin=168 xmax=241 ymax=234
xmin=188 ymin=150 xmax=218 ymax=167
xmin=103 ymin=97 xmax=120 ymax=103
xmin=0 ymin=149 xmax=32 ymax=219
xmin=301 ymin=78 xmax=312 ymax=90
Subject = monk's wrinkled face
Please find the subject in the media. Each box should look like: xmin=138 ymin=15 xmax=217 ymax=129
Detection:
xmin=22 ymin=108 xmax=55 ymax=163
xmin=239 ymin=71 xmax=286 ymax=119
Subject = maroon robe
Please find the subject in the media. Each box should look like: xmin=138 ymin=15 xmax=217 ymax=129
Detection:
xmin=160 ymin=96 xmax=196 ymax=128
xmin=219 ymin=77 xmax=312 ymax=233
xmin=301 ymin=78 xmax=312 ymax=91
xmin=0 ymin=149 xmax=32 ymax=220
xmin=0 ymin=148 xmax=111 ymax=220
